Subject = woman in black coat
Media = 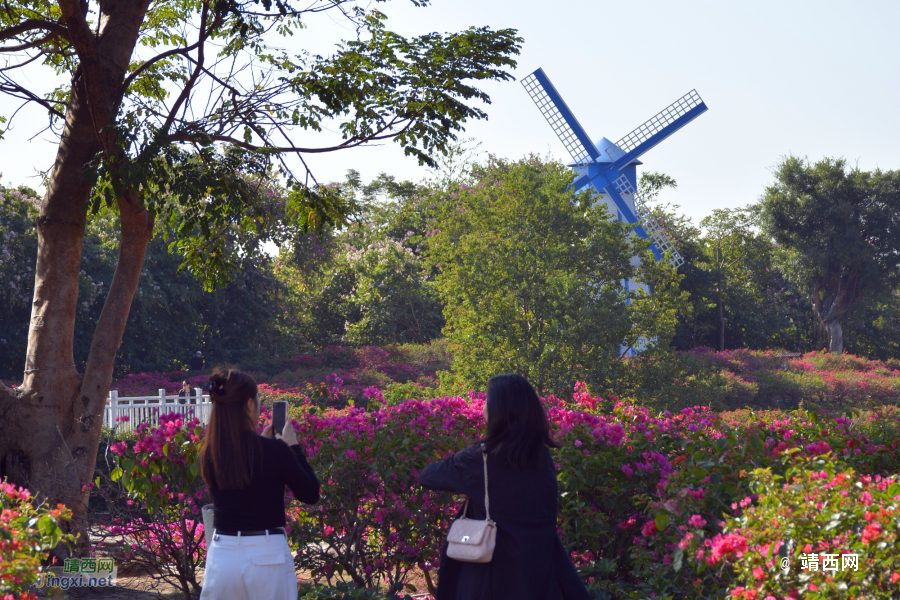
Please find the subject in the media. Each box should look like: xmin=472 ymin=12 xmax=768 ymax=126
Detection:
xmin=419 ymin=374 xmax=591 ymax=600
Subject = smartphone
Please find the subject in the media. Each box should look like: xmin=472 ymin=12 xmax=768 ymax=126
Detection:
xmin=272 ymin=401 xmax=287 ymax=438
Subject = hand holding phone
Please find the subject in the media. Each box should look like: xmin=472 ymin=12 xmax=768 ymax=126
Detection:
xmin=272 ymin=401 xmax=287 ymax=439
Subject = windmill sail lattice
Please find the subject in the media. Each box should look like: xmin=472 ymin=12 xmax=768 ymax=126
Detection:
xmin=606 ymin=90 xmax=705 ymax=164
xmin=521 ymin=70 xmax=597 ymax=165
xmin=610 ymin=174 xmax=684 ymax=267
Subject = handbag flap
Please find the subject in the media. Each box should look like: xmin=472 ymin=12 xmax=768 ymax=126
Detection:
xmin=447 ymin=519 xmax=490 ymax=545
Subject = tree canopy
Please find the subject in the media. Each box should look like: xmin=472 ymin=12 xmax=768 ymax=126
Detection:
xmin=426 ymin=156 xmax=684 ymax=396
xmin=758 ymin=157 xmax=900 ymax=353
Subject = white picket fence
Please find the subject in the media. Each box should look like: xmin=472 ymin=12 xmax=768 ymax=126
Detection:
xmin=104 ymin=389 xmax=212 ymax=432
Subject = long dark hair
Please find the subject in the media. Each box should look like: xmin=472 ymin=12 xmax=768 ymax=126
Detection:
xmin=200 ymin=368 xmax=260 ymax=490
xmin=481 ymin=373 xmax=560 ymax=469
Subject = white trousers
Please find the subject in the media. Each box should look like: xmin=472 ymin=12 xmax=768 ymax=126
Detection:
xmin=200 ymin=531 xmax=297 ymax=600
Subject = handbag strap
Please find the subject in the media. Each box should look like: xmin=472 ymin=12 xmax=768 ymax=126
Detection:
xmin=481 ymin=443 xmax=491 ymax=522
xmin=459 ymin=443 xmax=492 ymax=523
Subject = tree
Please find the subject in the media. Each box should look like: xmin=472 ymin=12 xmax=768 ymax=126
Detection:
xmin=342 ymin=238 xmax=443 ymax=345
xmin=0 ymin=0 xmax=520 ymax=543
xmin=648 ymin=198 xmax=815 ymax=354
xmin=427 ymin=156 xmax=681 ymax=396
xmin=758 ymin=157 xmax=900 ymax=353
xmin=275 ymin=170 xmax=443 ymax=347
xmin=699 ymin=209 xmax=763 ymax=351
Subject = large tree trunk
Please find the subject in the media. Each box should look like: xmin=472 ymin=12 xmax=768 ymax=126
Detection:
xmin=825 ymin=319 xmax=843 ymax=355
xmin=810 ymin=270 xmax=862 ymax=355
xmin=0 ymin=0 xmax=151 ymax=551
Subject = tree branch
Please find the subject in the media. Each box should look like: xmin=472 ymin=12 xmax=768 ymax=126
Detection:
xmin=0 ymin=77 xmax=67 ymax=119
xmin=161 ymin=0 xmax=210 ymax=133
xmin=0 ymin=18 xmax=70 ymax=45
xmin=124 ymin=9 xmax=223 ymax=92
xmin=123 ymin=44 xmax=198 ymax=90
xmin=0 ymin=31 xmax=57 ymax=52
xmin=0 ymin=50 xmax=44 ymax=71
xmin=172 ymin=132 xmax=365 ymax=154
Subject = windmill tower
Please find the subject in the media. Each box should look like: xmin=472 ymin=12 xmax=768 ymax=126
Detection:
xmin=522 ymin=68 xmax=707 ymax=297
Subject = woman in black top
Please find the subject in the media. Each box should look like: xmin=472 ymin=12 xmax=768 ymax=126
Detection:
xmin=199 ymin=369 xmax=319 ymax=600
xmin=419 ymin=374 xmax=591 ymax=600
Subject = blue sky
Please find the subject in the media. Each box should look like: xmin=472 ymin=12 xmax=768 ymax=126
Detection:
xmin=2 ymin=0 xmax=898 ymax=224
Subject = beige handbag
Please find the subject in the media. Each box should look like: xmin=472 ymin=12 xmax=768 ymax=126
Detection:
xmin=445 ymin=443 xmax=496 ymax=563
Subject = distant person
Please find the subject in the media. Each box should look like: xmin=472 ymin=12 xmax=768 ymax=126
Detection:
xmin=199 ymin=368 xmax=319 ymax=600
xmin=190 ymin=351 xmax=204 ymax=371
xmin=178 ymin=381 xmax=197 ymax=405
xmin=419 ymin=373 xmax=591 ymax=600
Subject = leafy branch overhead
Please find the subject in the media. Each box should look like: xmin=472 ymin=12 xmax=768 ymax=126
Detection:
xmin=0 ymin=0 xmax=521 ymax=281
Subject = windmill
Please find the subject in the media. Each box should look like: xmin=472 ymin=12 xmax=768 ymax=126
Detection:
xmin=521 ymin=68 xmax=707 ymax=295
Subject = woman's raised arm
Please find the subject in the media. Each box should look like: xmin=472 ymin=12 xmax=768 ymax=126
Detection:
xmin=418 ymin=447 xmax=474 ymax=495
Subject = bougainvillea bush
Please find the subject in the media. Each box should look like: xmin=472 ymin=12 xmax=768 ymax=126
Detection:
xmin=97 ymin=386 xmax=900 ymax=599
xmin=615 ymin=405 xmax=900 ymax=598
xmin=287 ymin=395 xmax=484 ymax=596
xmin=618 ymin=347 xmax=900 ymax=411
xmin=109 ymin=342 xmax=449 ymax=407
xmin=0 ymin=479 xmax=74 ymax=599
xmin=94 ymin=413 xmax=210 ymax=600
xmin=705 ymin=457 xmax=900 ymax=599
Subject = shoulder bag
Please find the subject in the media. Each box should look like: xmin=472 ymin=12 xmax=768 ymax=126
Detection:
xmin=445 ymin=443 xmax=496 ymax=563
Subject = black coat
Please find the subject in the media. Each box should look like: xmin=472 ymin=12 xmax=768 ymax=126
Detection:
xmin=419 ymin=443 xmax=591 ymax=600
xmin=178 ymin=388 xmax=197 ymax=405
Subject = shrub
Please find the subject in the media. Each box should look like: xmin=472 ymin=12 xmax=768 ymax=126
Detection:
xmin=0 ymin=479 xmax=74 ymax=599
xmin=288 ymin=396 xmax=484 ymax=596
xmin=92 ymin=379 xmax=900 ymax=599
xmin=706 ymin=456 xmax=900 ymax=599
xmin=94 ymin=412 xmax=209 ymax=599
xmin=627 ymin=406 xmax=900 ymax=598
xmin=298 ymin=581 xmax=418 ymax=599
xmin=620 ymin=348 xmax=900 ymax=411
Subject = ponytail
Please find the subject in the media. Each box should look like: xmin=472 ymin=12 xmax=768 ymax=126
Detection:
xmin=200 ymin=368 xmax=260 ymax=490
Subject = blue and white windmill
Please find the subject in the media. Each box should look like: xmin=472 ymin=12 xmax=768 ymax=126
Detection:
xmin=522 ymin=68 xmax=707 ymax=293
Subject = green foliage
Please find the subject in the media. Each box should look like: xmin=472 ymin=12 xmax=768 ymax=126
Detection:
xmin=340 ymin=239 xmax=443 ymax=346
xmin=298 ymin=581 xmax=417 ymax=600
xmin=279 ymin=171 xmax=444 ymax=348
xmin=711 ymin=458 xmax=900 ymax=599
xmin=841 ymin=283 xmax=900 ymax=360
xmin=0 ymin=478 xmax=75 ymax=598
xmin=758 ymin=157 xmax=900 ymax=351
xmin=85 ymin=0 xmax=518 ymax=284
xmin=0 ymin=185 xmax=40 ymax=377
xmin=427 ymin=156 xmax=682 ymax=396
xmin=670 ymin=205 xmax=814 ymax=353
xmin=0 ymin=183 xmax=313 ymax=378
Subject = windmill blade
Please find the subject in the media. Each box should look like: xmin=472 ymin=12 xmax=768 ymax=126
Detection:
xmin=592 ymin=177 xmax=639 ymax=225
xmin=521 ymin=68 xmax=601 ymax=165
xmin=606 ymin=90 xmax=707 ymax=169
xmin=609 ymin=174 xmax=684 ymax=268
